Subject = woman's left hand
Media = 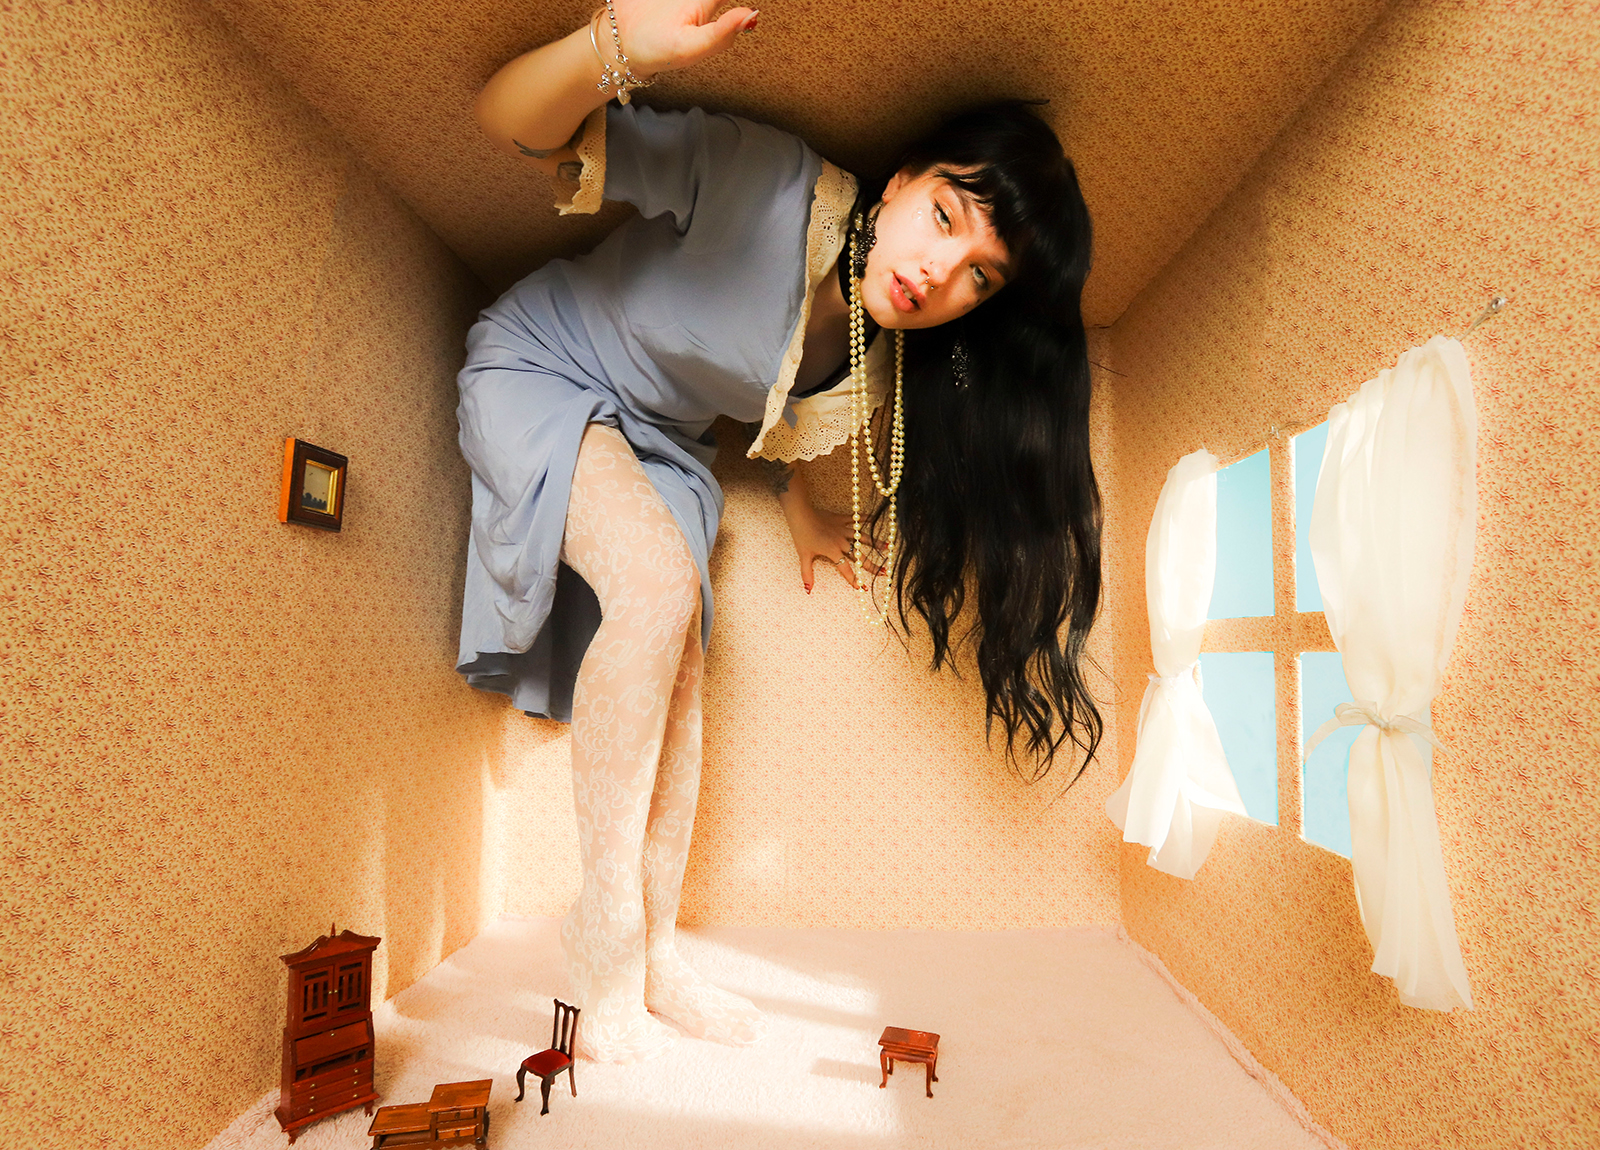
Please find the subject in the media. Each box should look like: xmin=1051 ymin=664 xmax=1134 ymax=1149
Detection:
xmin=785 ymin=505 xmax=881 ymax=593
xmin=765 ymin=457 xmax=882 ymax=593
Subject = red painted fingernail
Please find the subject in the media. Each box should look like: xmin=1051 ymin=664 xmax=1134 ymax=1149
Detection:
xmin=804 ymin=583 xmax=812 ymax=594
xmin=742 ymin=11 xmax=759 ymax=32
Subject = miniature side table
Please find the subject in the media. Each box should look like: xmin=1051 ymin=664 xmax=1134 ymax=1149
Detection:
xmin=878 ymin=1027 xmax=940 ymax=1098
xmin=368 ymin=1079 xmax=491 ymax=1149
xmin=367 ymin=1103 xmax=432 ymax=1147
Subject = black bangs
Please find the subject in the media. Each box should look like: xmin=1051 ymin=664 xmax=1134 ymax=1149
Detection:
xmin=864 ymin=101 xmax=1092 ymax=320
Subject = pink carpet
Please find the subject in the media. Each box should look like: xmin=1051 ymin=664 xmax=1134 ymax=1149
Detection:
xmin=208 ymin=918 xmax=1343 ymax=1149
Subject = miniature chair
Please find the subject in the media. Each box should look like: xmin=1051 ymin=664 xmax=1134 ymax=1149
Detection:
xmin=514 ymin=999 xmax=579 ymax=1116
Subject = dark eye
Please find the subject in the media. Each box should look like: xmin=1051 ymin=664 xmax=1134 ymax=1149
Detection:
xmin=934 ymin=203 xmax=951 ymax=231
xmin=973 ymin=266 xmax=990 ymax=291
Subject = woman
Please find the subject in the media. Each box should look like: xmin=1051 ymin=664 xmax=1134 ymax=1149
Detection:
xmin=458 ymin=0 xmax=1101 ymax=1063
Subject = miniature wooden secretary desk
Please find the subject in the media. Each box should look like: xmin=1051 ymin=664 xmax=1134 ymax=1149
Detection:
xmin=274 ymin=926 xmax=382 ymax=1143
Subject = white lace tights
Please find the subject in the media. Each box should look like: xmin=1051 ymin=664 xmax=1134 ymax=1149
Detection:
xmin=557 ymin=424 xmax=768 ymax=1063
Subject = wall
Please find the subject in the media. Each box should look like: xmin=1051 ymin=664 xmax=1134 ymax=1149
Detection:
xmin=0 ymin=4 xmax=1125 ymax=1146
xmin=15 ymin=0 xmax=1596 ymax=1144
xmin=672 ymin=341 xmax=1123 ymax=931
xmin=196 ymin=0 xmax=1390 ymax=325
xmin=198 ymin=0 xmax=1135 ymax=940
xmin=1107 ymin=0 xmax=1600 ymax=1145
xmin=0 ymin=0 xmax=566 ymax=1144
xmin=494 ymin=348 xmax=1125 ymax=932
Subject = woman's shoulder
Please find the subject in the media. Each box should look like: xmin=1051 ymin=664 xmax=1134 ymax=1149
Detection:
xmin=608 ymin=102 xmax=846 ymax=185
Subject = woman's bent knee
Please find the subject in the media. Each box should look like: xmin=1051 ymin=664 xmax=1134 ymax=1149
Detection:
xmin=647 ymin=552 xmax=700 ymax=640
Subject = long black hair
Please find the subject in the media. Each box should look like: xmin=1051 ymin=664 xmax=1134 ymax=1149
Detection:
xmin=859 ymin=101 xmax=1102 ymax=785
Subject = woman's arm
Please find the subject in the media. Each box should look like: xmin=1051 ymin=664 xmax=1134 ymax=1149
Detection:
xmin=761 ymin=459 xmax=880 ymax=593
xmin=474 ymin=0 xmax=758 ymax=177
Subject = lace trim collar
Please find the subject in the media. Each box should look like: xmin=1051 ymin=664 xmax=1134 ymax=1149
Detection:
xmin=746 ymin=161 xmax=861 ymax=459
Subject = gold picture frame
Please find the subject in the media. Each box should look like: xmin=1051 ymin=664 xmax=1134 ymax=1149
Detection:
xmin=279 ymin=438 xmax=348 ymax=531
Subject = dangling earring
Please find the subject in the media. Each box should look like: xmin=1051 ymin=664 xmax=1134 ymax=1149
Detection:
xmin=851 ymin=209 xmax=878 ymax=280
xmin=951 ymin=338 xmax=971 ymax=390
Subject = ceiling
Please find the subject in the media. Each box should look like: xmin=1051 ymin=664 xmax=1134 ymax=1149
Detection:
xmin=206 ymin=0 xmax=1391 ymax=327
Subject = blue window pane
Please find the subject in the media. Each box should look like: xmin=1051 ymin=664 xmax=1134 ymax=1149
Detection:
xmin=1209 ymin=448 xmax=1274 ymax=619
xmin=1198 ymin=652 xmax=1277 ymax=825
xmin=1293 ymin=423 xmax=1329 ymax=612
xmin=1300 ymin=652 xmax=1355 ymax=857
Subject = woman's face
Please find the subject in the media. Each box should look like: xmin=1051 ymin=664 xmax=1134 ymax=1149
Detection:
xmin=859 ymin=167 xmax=1013 ymax=330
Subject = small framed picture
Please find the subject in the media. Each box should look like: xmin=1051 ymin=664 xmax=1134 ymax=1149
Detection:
xmin=279 ymin=438 xmax=348 ymax=531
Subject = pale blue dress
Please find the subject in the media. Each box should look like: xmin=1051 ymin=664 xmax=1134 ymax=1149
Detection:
xmin=454 ymin=103 xmax=879 ymax=720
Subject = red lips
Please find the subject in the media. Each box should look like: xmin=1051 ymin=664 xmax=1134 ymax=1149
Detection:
xmin=890 ymin=273 xmax=923 ymax=312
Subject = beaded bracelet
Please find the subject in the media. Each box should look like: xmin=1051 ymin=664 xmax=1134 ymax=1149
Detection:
xmin=589 ymin=2 xmax=651 ymax=105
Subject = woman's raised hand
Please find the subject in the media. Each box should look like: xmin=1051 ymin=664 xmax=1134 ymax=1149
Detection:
xmin=615 ymin=0 xmax=760 ymax=77
xmin=475 ymin=0 xmax=759 ymax=160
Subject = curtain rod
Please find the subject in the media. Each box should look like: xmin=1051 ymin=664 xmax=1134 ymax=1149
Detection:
xmin=1262 ymin=297 xmax=1508 ymax=443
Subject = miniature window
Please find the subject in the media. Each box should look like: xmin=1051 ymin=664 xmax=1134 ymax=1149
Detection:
xmin=1208 ymin=447 xmax=1274 ymax=619
xmin=1197 ymin=434 xmax=1351 ymax=847
xmin=1300 ymin=651 xmax=1356 ymax=858
xmin=1199 ymin=652 xmax=1278 ymax=825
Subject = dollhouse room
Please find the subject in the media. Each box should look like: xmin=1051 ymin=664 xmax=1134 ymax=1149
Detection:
xmin=3 ymin=0 xmax=1596 ymax=1147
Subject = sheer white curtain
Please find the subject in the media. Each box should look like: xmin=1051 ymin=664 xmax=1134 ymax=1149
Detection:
xmin=1307 ymin=334 xmax=1476 ymax=1011
xmin=1107 ymin=449 xmax=1247 ymax=880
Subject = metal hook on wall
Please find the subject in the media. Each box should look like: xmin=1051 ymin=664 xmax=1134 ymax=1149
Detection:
xmin=1461 ymin=294 xmax=1509 ymax=338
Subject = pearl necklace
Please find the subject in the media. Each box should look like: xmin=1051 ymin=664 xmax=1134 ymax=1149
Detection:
xmin=846 ymin=224 xmax=906 ymax=628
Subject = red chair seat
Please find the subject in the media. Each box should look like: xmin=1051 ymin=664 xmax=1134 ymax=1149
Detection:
xmin=521 ymin=1049 xmax=571 ymax=1077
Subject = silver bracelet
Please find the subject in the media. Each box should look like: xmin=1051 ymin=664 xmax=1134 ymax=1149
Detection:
xmin=589 ymin=4 xmax=651 ymax=105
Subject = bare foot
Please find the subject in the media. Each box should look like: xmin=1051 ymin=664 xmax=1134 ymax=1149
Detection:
xmin=561 ymin=905 xmax=682 ymax=1063
xmin=576 ymin=1006 xmax=679 ymax=1064
xmin=645 ymin=947 xmax=769 ymax=1046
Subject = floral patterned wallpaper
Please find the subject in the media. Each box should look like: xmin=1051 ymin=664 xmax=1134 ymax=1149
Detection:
xmin=0 ymin=0 xmax=520 ymax=1144
xmin=16 ymin=0 xmax=1594 ymax=1145
xmin=1107 ymin=1 xmax=1600 ymax=1145
xmin=668 ymin=347 xmax=1123 ymax=934
xmin=201 ymin=0 xmax=1389 ymax=326
xmin=1 ymin=3 xmax=1123 ymax=1147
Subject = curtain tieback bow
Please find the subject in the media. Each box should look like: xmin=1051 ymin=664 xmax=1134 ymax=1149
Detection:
xmin=1302 ymin=701 xmax=1445 ymax=764
xmin=1147 ymin=661 xmax=1202 ymax=691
